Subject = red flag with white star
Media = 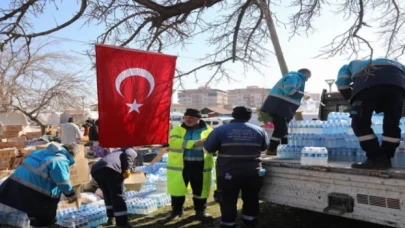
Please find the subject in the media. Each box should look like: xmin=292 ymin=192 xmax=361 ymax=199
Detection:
xmin=95 ymin=44 xmax=177 ymax=147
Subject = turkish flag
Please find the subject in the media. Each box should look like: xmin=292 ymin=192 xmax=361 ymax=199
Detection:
xmin=95 ymin=44 xmax=177 ymax=147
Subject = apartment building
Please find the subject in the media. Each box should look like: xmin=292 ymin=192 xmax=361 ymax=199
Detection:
xmin=177 ymin=86 xmax=320 ymax=109
xmin=228 ymin=86 xmax=270 ymax=108
xmin=177 ymin=87 xmax=228 ymax=106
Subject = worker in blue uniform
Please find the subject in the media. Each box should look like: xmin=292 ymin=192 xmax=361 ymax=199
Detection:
xmin=261 ymin=69 xmax=312 ymax=155
xmin=0 ymin=144 xmax=80 ymax=227
xmin=336 ymin=58 xmax=405 ymax=170
xmin=204 ymin=106 xmax=269 ymax=228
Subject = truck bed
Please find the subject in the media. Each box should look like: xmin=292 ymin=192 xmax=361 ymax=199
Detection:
xmin=262 ymin=156 xmax=405 ymax=179
xmin=260 ymin=156 xmax=405 ymax=227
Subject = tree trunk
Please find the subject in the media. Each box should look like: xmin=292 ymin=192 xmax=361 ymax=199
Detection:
xmin=30 ymin=117 xmax=46 ymax=135
xmin=258 ymin=0 xmax=289 ymax=76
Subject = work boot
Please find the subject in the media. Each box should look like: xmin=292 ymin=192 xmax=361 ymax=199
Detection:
xmin=242 ymin=218 xmax=258 ymax=228
xmin=106 ymin=217 xmax=115 ymax=226
xmin=195 ymin=210 xmax=213 ymax=221
xmin=166 ymin=210 xmax=184 ymax=221
xmin=351 ymin=158 xmax=391 ymax=170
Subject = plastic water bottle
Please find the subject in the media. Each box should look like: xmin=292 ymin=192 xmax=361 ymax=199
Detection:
xmin=356 ymin=149 xmax=366 ymax=162
xmin=318 ymin=147 xmax=328 ymax=166
xmin=301 ymin=147 xmax=308 ymax=165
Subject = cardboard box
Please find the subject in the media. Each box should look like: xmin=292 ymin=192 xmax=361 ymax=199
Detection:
xmin=26 ymin=131 xmax=42 ymax=140
xmin=0 ymin=170 xmax=11 ymax=179
xmin=0 ymin=158 xmax=12 ymax=170
xmin=7 ymin=136 xmax=26 ymax=143
xmin=0 ymin=142 xmax=24 ymax=150
xmin=4 ymin=125 xmax=23 ymax=132
xmin=76 ymin=144 xmax=85 ymax=159
xmin=0 ymin=148 xmax=18 ymax=158
xmin=2 ymin=131 xmax=23 ymax=138
xmin=9 ymin=156 xmax=23 ymax=169
xmin=20 ymin=148 xmax=35 ymax=157
xmin=69 ymin=158 xmax=90 ymax=186
xmin=124 ymin=172 xmax=146 ymax=191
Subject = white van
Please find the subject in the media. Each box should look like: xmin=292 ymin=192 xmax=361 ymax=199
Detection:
xmin=202 ymin=117 xmax=233 ymax=128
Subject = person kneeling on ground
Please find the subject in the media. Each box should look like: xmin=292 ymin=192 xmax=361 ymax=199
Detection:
xmin=91 ymin=147 xmax=137 ymax=228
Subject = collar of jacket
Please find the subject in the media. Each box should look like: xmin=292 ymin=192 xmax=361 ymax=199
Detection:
xmin=230 ymin=119 xmax=249 ymax=123
xmin=181 ymin=119 xmax=208 ymax=130
xmin=45 ymin=144 xmax=75 ymax=166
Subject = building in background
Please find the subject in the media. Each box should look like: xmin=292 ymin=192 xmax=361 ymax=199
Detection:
xmin=227 ymin=86 xmax=270 ymax=108
xmin=177 ymin=87 xmax=228 ymax=106
xmin=200 ymin=106 xmax=232 ymax=117
xmin=170 ymin=103 xmax=187 ymax=113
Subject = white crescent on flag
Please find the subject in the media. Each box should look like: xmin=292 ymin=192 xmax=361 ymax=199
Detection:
xmin=114 ymin=68 xmax=156 ymax=113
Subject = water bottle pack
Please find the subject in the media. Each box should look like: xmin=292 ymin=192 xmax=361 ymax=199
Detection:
xmin=126 ymin=198 xmax=158 ymax=215
xmin=125 ymin=186 xmax=157 ymax=199
xmin=282 ymin=112 xmax=405 ymax=167
xmin=0 ymin=211 xmax=30 ymax=228
xmin=145 ymin=193 xmax=171 ymax=208
xmin=57 ymin=204 xmax=108 ymax=228
xmin=300 ymin=147 xmax=328 ymax=166
xmin=277 ymin=145 xmax=303 ymax=160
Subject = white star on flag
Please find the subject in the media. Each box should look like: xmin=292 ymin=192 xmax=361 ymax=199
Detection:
xmin=126 ymin=99 xmax=143 ymax=113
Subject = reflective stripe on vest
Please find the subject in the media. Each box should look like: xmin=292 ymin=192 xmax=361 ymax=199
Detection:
xmin=169 ymin=148 xmax=183 ymax=153
xmin=221 ymin=143 xmax=262 ymax=147
xmin=268 ymin=93 xmax=301 ymax=105
xmin=9 ymin=175 xmax=60 ymax=198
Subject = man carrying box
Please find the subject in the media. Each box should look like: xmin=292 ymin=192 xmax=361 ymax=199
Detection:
xmin=0 ymin=143 xmax=80 ymax=227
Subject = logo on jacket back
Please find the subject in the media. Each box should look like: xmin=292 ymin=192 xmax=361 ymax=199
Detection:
xmin=227 ymin=127 xmax=257 ymax=141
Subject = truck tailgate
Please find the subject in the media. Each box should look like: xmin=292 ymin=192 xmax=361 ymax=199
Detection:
xmin=260 ymin=156 xmax=405 ymax=227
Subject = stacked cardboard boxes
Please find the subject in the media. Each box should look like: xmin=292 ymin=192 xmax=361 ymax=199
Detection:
xmin=0 ymin=148 xmax=20 ymax=170
xmin=26 ymin=131 xmax=42 ymax=140
xmin=2 ymin=125 xmax=23 ymax=139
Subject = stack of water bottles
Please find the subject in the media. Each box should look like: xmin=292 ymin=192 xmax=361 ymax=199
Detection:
xmin=56 ymin=204 xmax=108 ymax=228
xmin=0 ymin=211 xmax=30 ymax=228
xmin=125 ymin=197 xmax=158 ymax=215
xmin=277 ymin=112 xmax=405 ymax=168
xmin=146 ymin=193 xmax=172 ymax=208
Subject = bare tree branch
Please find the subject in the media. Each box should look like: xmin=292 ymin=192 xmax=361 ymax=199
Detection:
xmin=0 ymin=40 xmax=89 ymax=132
xmin=0 ymin=0 xmax=88 ymax=51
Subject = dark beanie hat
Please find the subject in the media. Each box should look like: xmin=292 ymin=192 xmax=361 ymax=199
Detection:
xmin=232 ymin=106 xmax=252 ymax=120
xmin=184 ymin=108 xmax=202 ymax=118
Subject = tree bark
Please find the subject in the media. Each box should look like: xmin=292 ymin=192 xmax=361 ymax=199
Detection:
xmin=257 ymin=0 xmax=289 ymax=76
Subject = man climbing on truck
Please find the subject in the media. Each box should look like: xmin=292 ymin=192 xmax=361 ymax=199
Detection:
xmin=261 ymin=68 xmax=312 ymax=155
xmin=336 ymin=58 xmax=405 ymax=170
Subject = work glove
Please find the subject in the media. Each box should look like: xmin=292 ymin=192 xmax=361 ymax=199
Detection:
xmin=122 ymin=169 xmax=131 ymax=179
xmin=66 ymin=193 xmax=78 ymax=204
